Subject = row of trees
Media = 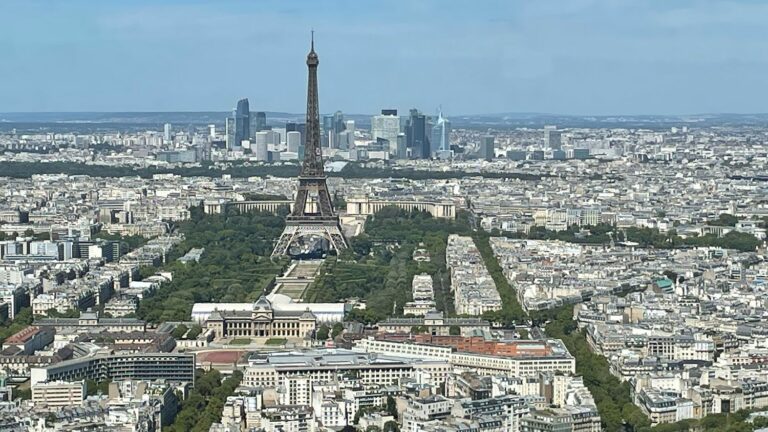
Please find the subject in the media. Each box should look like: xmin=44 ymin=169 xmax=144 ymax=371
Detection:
xmin=471 ymin=232 xmax=527 ymax=326
xmin=648 ymin=412 xmax=765 ymax=432
xmin=0 ymin=161 xmax=545 ymax=182
xmin=168 ymin=369 xmax=243 ymax=432
xmin=544 ymin=306 xmax=650 ymax=431
xmin=542 ymin=305 xmax=766 ymax=432
xmin=495 ymin=222 xmax=762 ymax=253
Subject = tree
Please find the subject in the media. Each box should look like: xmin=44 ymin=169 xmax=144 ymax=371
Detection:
xmin=383 ymin=421 xmax=400 ymax=432
xmin=45 ymin=413 xmax=57 ymax=427
xmin=331 ymin=322 xmax=344 ymax=338
xmin=44 ymin=308 xmax=79 ymax=319
xmin=15 ymin=388 xmax=31 ymax=401
xmin=187 ymin=324 xmax=203 ymax=339
xmin=448 ymin=325 xmax=461 ymax=336
xmin=386 ymin=395 xmax=398 ymax=418
xmin=85 ymin=379 xmax=111 ymax=396
xmin=708 ymin=213 xmax=739 ymax=227
xmin=316 ymin=324 xmax=330 ymax=340
xmin=172 ymin=324 xmax=189 ymax=340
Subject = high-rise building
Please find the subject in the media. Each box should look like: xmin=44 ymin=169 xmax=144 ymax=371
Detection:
xmin=323 ymin=111 xmax=346 ymax=149
xmin=254 ymin=141 xmax=269 ymax=161
xmin=252 ymin=112 xmax=267 ymax=135
xmin=286 ymin=122 xmax=306 ymax=148
xmin=255 ymin=130 xmax=279 ymax=147
xmin=396 ymin=133 xmax=407 ymax=159
xmin=406 ymin=109 xmax=430 ymax=159
xmin=322 ymin=115 xmax=334 ymax=133
xmin=234 ymin=98 xmax=250 ymax=148
xmin=544 ymin=125 xmax=561 ymax=150
xmin=372 ymin=110 xmax=401 ymax=156
xmin=333 ymin=111 xmax=345 ymax=135
xmin=225 ymin=117 xmax=235 ymax=149
xmin=163 ymin=123 xmax=172 ymax=142
xmin=430 ymin=112 xmax=451 ymax=153
xmin=286 ymin=131 xmax=301 ymax=153
xmin=338 ymin=130 xmax=352 ymax=150
xmin=208 ymin=124 xmax=216 ymax=138
xmin=481 ymin=135 xmax=495 ymax=161
xmin=344 ymin=120 xmax=355 ymax=149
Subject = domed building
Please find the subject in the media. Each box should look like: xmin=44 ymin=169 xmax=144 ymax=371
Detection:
xmin=204 ymin=295 xmax=317 ymax=339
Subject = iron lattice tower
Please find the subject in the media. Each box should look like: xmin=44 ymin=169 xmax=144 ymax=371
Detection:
xmin=272 ymin=34 xmax=348 ymax=256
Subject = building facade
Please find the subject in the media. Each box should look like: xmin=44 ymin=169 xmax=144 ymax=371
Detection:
xmin=204 ymin=296 xmax=317 ymax=339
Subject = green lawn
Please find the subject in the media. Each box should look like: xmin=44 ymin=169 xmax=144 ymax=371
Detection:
xmin=229 ymin=338 xmax=252 ymax=345
xmin=264 ymin=338 xmax=287 ymax=346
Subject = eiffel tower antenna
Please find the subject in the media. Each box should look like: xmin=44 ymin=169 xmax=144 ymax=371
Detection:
xmin=272 ymin=33 xmax=348 ymax=257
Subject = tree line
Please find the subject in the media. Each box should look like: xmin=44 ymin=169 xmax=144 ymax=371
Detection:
xmin=0 ymin=161 xmax=543 ymax=181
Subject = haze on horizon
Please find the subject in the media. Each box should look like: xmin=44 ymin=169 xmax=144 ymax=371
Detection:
xmin=0 ymin=0 xmax=766 ymax=116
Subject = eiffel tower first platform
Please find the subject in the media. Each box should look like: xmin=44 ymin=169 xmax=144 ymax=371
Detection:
xmin=272 ymin=35 xmax=348 ymax=257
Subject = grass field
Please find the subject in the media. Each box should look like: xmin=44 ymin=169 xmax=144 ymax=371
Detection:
xmin=275 ymin=282 xmax=308 ymax=299
xmin=229 ymin=338 xmax=252 ymax=345
xmin=264 ymin=338 xmax=287 ymax=346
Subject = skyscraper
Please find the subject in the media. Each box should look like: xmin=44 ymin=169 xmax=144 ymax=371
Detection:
xmin=372 ymin=109 xmax=400 ymax=156
xmin=322 ymin=115 xmax=334 ymax=133
xmin=286 ymin=121 xmax=306 ymax=145
xmin=163 ymin=123 xmax=172 ymax=142
xmin=252 ymin=112 xmax=267 ymax=135
xmin=225 ymin=117 xmax=235 ymax=149
xmin=406 ymin=109 xmax=430 ymax=159
xmin=396 ymin=133 xmax=407 ymax=159
xmin=481 ymin=135 xmax=495 ymax=161
xmin=333 ymin=111 xmax=345 ymax=135
xmin=233 ymin=98 xmax=250 ymax=149
xmin=324 ymin=110 xmax=346 ymax=149
xmin=430 ymin=111 xmax=451 ymax=153
xmin=343 ymin=120 xmax=355 ymax=149
xmin=286 ymin=131 xmax=301 ymax=153
xmin=544 ymin=125 xmax=561 ymax=150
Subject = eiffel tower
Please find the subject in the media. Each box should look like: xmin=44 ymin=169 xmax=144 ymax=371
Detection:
xmin=272 ymin=34 xmax=348 ymax=257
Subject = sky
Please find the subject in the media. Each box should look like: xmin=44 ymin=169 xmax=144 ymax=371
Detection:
xmin=0 ymin=0 xmax=767 ymax=115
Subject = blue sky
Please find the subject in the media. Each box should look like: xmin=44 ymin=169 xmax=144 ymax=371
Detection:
xmin=0 ymin=0 xmax=766 ymax=115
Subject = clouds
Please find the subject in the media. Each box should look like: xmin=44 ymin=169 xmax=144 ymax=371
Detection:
xmin=0 ymin=0 xmax=765 ymax=114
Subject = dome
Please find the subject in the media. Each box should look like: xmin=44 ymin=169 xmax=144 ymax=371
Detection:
xmin=253 ymin=295 xmax=272 ymax=311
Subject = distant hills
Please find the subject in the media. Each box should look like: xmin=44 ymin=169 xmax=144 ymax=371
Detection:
xmin=1 ymin=111 xmax=767 ymax=131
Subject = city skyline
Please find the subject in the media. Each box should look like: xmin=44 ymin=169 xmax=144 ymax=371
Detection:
xmin=1 ymin=0 xmax=767 ymax=115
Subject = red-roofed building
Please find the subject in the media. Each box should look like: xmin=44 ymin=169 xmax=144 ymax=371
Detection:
xmin=3 ymin=326 xmax=54 ymax=355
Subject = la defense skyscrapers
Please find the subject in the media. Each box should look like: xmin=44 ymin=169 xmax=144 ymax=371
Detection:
xmin=371 ymin=110 xmax=401 ymax=156
xmin=431 ymin=111 xmax=451 ymax=154
xmin=272 ymin=35 xmax=348 ymax=257
xmin=235 ymin=98 xmax=250 ymax=147
xmin=406 ymin=109 xmax=430 ymax=159
xmin=226 ymin=98 xmax=250 ymax=149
